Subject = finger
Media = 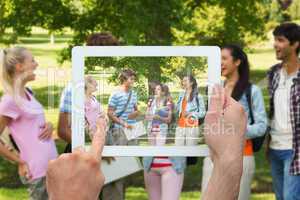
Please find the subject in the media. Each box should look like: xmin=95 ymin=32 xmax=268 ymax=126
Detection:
xmin=73 ymin=146 xmax=85 ymax=153
xmin=223 ymin=89 xmax=233 ymax=110
xmin=38 ymin=131 xmax=48 ymax=140
xmin=39 ymin=131 xmax=51 ymax=140
xmin=89 ymin=119 xmax=106 ymax=161
xmin=26 ymin=169 xmax=32 ymax=180
xmin=208 ymin=85 xmax=224 ymax=116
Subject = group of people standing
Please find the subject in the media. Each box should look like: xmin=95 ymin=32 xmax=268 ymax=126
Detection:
xmin=0 ymin=22 xmax=299 ymax=200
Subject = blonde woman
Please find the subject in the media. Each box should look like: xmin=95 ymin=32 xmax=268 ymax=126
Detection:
xmin=84 ymin=75 xmax=107 ymax=139
xmin=0 ymin=47 xmax=58 ymax=200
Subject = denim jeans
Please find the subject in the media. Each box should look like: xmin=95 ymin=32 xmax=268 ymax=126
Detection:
xmin=269 ymin=149 xmax=300 ymax=200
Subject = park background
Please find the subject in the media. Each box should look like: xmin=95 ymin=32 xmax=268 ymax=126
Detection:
xmin=0 ymin=0 xmax=300 ymax=199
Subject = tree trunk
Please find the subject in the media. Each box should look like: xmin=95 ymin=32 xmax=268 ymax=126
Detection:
xmin=50 ymin=33 xmax=55 ymax=44
xmin=147 ymin=61 xmax=162 ymax=95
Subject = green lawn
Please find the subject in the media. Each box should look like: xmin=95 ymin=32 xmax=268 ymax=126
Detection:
xmin=0 ymin=187 xmax=275 ymax=200
xmin=0 ymin=27 xmax=278 ymax=199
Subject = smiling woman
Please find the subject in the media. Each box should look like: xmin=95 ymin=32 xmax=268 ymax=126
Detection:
xmin=0 ymin=47 xmax=58 ymax=200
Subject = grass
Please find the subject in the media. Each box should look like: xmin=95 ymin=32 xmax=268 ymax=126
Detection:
xmin=0 ymin=187 xmax=275 ymax=200
xmin=0 ymin=27 xmax=278 ymax=199
xmin=0 ymin=28 xmax=72 ymax=69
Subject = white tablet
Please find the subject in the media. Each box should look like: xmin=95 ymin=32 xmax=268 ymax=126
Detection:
xmin=72 ymin=46 xmax=221 ymax=157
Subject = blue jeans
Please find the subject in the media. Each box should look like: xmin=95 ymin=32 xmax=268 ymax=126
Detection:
xmin=269 ymin=149 xmax=300 ymax=200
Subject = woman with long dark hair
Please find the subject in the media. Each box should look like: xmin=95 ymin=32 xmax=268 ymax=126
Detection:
xmin=175 ymin=75 xmax=206 ymax=146
xmin=201 ymin=44 xmax=267 ymax=200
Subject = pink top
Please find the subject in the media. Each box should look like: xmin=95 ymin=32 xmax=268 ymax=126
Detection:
xmin=85 ymin=96 xmax=103 ymax=135
xmin=0 ymin=91 xmax=58 ymax=180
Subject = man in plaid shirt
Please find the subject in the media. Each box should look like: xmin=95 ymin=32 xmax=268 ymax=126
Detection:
xmin=267 ymin=22 xmax=300 ymax=200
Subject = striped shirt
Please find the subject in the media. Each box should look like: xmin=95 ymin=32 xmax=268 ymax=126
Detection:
xmin=59 ymin=83 xmax=72 ymax=113
xmin=108 ymin=89 xmax=138 ymax=128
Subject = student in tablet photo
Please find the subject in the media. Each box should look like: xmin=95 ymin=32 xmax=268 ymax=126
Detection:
xmin=143 ymin=82 xmax=186 ymax=200
xmin=0 ymin=47 xmax=58 ymax=200
xmin=84 ymin=75 xmax=107 ymax=139
xmin=175 ymin=75 xmax=206 ymax=146
xmin=201 ymin=44 xmax=267 ymax=200
xmin=145 ymin=83 xmax=172 ymax=145
xmin=105 ymin=68 xmax=140 ymax=200
xmin=107 ymin=68 xmax=140 ymax=145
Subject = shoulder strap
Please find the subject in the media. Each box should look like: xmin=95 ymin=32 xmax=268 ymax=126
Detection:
xmin=245 ymin=84 xmax=254 ymax=125
xmin=195 ymin=95 xmax=200 ymax=112
xmin=25 ymin=87 xmax=34 ymax=95
xmin=117 ymin=91 xmax=132 ymax=118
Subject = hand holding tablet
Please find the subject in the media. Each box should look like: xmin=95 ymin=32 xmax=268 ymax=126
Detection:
xmin=46 ymin=118 xmax=106 ymax=200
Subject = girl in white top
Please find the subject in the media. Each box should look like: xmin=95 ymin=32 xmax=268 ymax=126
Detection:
xmin=145 ymin=83 xmax=172 ymax=145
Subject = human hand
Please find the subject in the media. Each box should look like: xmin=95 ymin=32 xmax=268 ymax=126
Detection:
xmin=204 ymin=86 xmax=246 ymax=163
xmin=39 ymin=122 xmax=53 ymax=140
xmin=18 ymin=161 xmax=32 ymax=180
xmin=202 ymin=86 xmax=247 ymax=200
xmin=128 ymin=111 xmax=139 ymax=119
xmin=124 ymin=123 xmax=133 ymax=129
xmin=145 ymin=114 xmax=154 ymax=121
xmin=46 ymin=118 xmax=106 ymax=200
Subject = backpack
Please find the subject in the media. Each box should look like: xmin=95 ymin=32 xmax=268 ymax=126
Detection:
xmin=245 ymin=84 xmax=266 ymax=152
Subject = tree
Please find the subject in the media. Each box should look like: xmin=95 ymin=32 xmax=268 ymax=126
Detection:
xmin=0 ymin=0 xmax=74 ymax=44
xmin=288 ymin=0 xmax=300 ymax=20
xmin=59 ymin=0 xmax=267 ymax=85
xmin=0 ymin=0 xmax=34 ymax=43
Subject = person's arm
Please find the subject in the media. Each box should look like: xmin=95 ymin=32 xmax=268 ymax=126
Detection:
xmin=202 ymin=86 xmax=246 ymax=200
xmin=107 ymin=106 xmax=123 ymax=125
xmin=128 ymin=92 xmax=140 ymax=119
xmin=157 ymin=111 xmax=172 ymax=124
xmin=57 ymin=112 xmax=71 ymax=143
xmin=0 ymin=116 xmax=21 ymax=163
xmin=154 ymin=101 xmax=172 ymax=124
xmin=195 ymin=94 xmax=206 ymax=118
xmin=185 ymin=94 xmax=206 ymax=119
xmin=128 ymin=104 xmax=140 ymax=119
xmin=0 ymin=116 xmax=32 ymax=179
xmin=245 ymin=86 xmax=268 ymax=139
xmin=57 ymin=85 xmax=72 ymax=143
xmin=46 ymin=118 xmax=106 ymax=200
xmin=107 ymin=106 xmax=132 ymax=129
